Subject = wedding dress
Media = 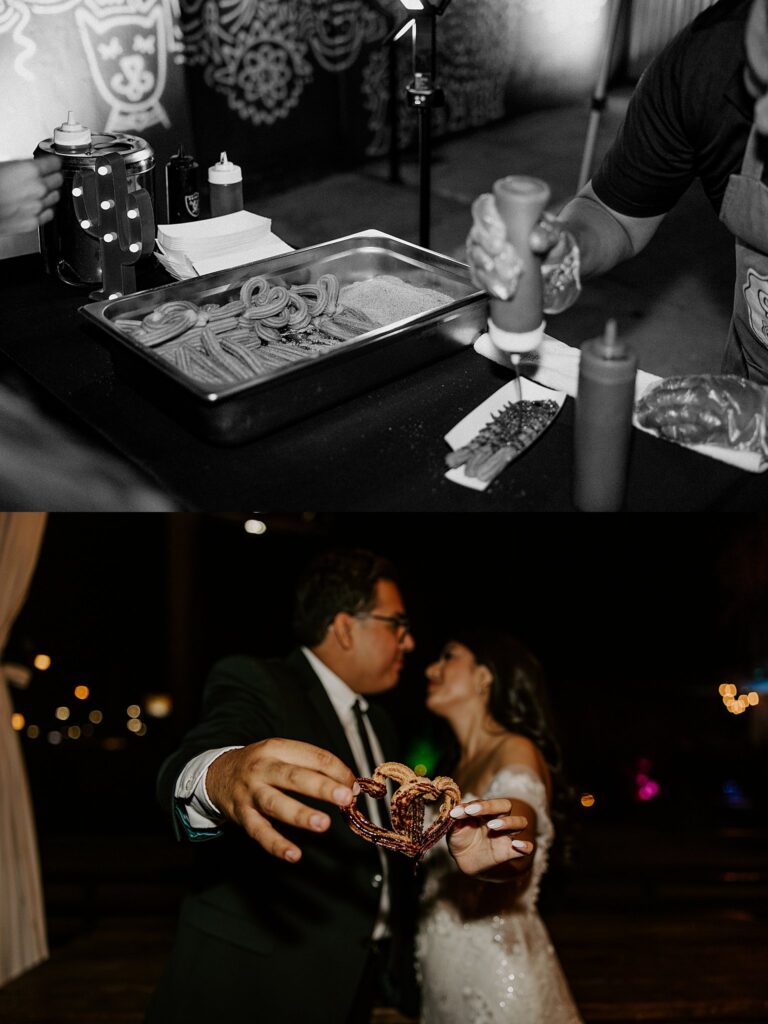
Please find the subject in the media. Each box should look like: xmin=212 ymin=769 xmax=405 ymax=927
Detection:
xmin=416 ymin=765 xmax=582 ymax=1024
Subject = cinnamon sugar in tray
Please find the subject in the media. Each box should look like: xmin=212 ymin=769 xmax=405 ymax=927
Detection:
xmin=340 ymin=275 xmax=452 ymax=327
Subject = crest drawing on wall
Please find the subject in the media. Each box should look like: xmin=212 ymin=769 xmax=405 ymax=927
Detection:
xmin=76 ymin=4 xmax=169 ymax=131
xmin=0 ymin=0 xmax=180 ymax=133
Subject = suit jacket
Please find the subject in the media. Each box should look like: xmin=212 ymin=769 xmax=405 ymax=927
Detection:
xmin=146 ymin=649 xmax=417 ymax=1024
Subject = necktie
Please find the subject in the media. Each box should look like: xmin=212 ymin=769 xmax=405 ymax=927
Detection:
xmin=352 ymin=699 xmax=391 ymax=827
xmin=352 ymin=699 xmax=378 ymax=777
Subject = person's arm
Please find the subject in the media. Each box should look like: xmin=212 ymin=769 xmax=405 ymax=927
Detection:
xmin=557 ymin=182 xmax=666 ymax=278
xmin=0 ymin=156 xmax=63 ymax=235
xmin=157 ymin=656 xmax=357 ymax=863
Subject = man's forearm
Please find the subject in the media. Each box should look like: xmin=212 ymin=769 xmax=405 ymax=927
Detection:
xmin=557 ymin=194 xmax=638 ymax=278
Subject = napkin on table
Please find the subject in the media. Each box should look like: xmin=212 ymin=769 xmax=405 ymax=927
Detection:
xmin=473 ymin=332 xmax=768 ymax=474
xmin=155 ymin=210 xmax=293 ymax=280
xmin=444 ymin=376 xmax=566 ymax=491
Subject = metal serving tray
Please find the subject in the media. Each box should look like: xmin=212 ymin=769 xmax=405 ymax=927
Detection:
xmin=79 ymin=229 xmax=487 ymax=444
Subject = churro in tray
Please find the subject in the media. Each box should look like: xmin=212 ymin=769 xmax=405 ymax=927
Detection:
xmin=113 ymin=272 xmax=452 ymax=388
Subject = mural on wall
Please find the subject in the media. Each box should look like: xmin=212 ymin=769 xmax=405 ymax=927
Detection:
xmin=0 ymin=0 xmax=191 ymax=160
xmin=178 ymin=0 xmax=390 ymax=128
xmin=175 ymin=0 xmax=520 ymax=159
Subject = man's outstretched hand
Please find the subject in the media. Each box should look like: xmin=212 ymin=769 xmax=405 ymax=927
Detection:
xmin=206 ymin=739 xmax=357 ymax=863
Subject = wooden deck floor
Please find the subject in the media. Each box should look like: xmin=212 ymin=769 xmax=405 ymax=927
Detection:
xmin=1 ymin=822 xmax=766 ymax=1023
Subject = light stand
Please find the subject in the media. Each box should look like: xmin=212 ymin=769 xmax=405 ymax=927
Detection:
xmin=577 ymin=0 xmax=626 ymax=191
xmin=388 ymin=0 xmax=451 ymax=250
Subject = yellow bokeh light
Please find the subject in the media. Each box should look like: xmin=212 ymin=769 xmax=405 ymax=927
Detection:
xmin=34 ymin=654 xmax=51 ymax=671
xmin=27 ymin=725 xmax=40 ymax=739
xmin=127 ymin=718 xmax=142 ymax=732
xmin=413 ymin=763 xmax=427 ymax=777
xmin=127 ymin=704 xmax=141 ymax=718
xmin=738 ymin=694 xmax=749 ymax=706
xmin=748 ymin=692 xmax=759 ymax=706
xmin=55 ymin=706 xmax=70 ymax=721
xmin=244 ymin=519 xmax=267 ymax=535
xmin=580 ymin=793 xmax=596 ymax=808
xmin=718 ymin=683 xmax=728 ymax=696
xmin=726 ymin=683 xmax=737 ymax=697
xmin=67 ymin=725 xmax=81 ymax=740
xmin=136 ymin=722 xmax=147 ymax=737
xmin=74 ymin=685 xmax=89 ymax=700
xmin=144 ymin=693 xmax=173 ymax=718
xmin=88 ymin=709 xmax=103 ymax=724
xmin=11 ymin=712 xmax=25 ymax=731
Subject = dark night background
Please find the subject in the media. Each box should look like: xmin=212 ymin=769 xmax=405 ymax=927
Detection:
xmin=6 ymin=512 xmax=768 ymax=844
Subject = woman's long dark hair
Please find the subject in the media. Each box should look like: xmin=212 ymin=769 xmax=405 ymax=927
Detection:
xmin=440 ymin=628 xmax=575 ymax=869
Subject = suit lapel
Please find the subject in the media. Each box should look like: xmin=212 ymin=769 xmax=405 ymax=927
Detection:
xmin=285 ymin=649 xmax=359 ymax=770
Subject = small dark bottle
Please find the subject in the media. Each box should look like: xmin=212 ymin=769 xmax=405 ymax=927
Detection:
xmin=208 ymin=151 xmax=243 ymax=217
xmin=573 ymin=319 xmax=637 ymax=512
xmin=165 ymin=144 xmax=200 ymax=223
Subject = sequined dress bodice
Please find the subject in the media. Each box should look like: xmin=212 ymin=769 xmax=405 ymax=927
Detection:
xmin=416 ymin=765 xmax=583 ymax=1023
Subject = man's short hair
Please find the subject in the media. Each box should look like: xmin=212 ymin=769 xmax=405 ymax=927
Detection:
xmin=293 ymin=548 xmax=399 ymax=647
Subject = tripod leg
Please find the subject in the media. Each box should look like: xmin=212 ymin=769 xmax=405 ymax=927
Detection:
xmin=418 ymin=105 xmax=431 ymax=249
xmin=577 ymin=0 xmax=626 ymax=191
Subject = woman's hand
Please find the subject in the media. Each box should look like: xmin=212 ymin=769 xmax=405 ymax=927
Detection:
xmin=0 ymin=156 xmax=64 ymax=236
xmin=446 ymin=798 xmax=535 ymax=883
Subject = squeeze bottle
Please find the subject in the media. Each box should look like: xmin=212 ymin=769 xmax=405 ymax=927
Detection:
xmin=208 ymin=152 xmax=243 ymax=217
xmin=488 ymin=175 xmax=551 ymax=357
xmin=573 ymin=319 xmax=638 ymax=512
xmin=166 ymin=145 xmax=200 ymax=222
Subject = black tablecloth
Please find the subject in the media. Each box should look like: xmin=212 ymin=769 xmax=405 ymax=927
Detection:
xmin=2 ymin=253 xmax=766 ymax=511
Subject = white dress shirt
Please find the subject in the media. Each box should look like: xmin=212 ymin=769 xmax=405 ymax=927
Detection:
xmin=174 ymin=646 xmax=391 ymax=938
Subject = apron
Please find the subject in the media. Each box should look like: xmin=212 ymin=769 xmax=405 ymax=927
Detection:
xmin=719 ymin=121 xmax=768 ymax=382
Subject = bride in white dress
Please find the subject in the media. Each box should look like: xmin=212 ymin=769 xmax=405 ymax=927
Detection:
xmin=416 ymin=630 xmax=583 ymax=1024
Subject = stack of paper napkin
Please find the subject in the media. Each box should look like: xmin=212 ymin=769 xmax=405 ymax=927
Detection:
xmin=155 ymin=210 xmax=293 ymax=279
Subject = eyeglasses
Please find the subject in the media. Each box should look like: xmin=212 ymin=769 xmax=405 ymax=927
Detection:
xmin=356 ymin=612 xmax=412 ymax=641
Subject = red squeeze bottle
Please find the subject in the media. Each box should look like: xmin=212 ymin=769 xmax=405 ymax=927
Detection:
xmin=488 ymin=175 xmax=551 ymax=355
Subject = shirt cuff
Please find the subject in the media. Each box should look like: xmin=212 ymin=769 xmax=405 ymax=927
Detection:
xmin=174 ymin=746 xmax=242 ymax=836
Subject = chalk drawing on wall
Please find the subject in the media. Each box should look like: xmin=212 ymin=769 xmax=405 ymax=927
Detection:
xmin=298 ymin=1 xmax=387 ymax=73
xmin=75 ymin=4 xmax=169 ymax=131
xmin=179 ymin=0 xmax=314 ymax=126
xmin=0 ymin=0 xmax=180 ymax=132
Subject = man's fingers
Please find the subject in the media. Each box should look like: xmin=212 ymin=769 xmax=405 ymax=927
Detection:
xmin=529 ymin=218 xmax=561 ymax=255
xmin=252 ymin=780 xmax=333 ymax=833
xmin=239 ymin=805 xmax=303 ymax=863
xmin=264 ymin=738 xmax=356 ymax=796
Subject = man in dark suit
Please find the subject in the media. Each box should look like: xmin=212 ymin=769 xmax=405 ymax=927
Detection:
xmin=146 ymin=548 xmax=529 ymax=1024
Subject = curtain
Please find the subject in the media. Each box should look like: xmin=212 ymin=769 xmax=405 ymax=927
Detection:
xmin=0 ymin=512 xmax=48 ymax=988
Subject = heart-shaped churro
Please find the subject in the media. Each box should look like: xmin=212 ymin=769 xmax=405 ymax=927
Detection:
xmin=341 ymin=761 xmax=461 ymax=861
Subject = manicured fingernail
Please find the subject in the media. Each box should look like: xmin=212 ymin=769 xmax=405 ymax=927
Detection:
xmin=449 ymin=806 xmax=466 ymax=819
xmin=512 ymin=839 xmax=531 ymax=852
xmin=334 ymin=786 xmax=354 ymax=804
xmin=285 ymin=848 xmax=300 ymax=862
xmin=487 ymin=818 xmax=505 ymax=829
xmin=352 ymin=781 xmax=361 ymax=796
xmin=309 ymin=814 xmax=328 ymax=831
xmin=465 ymin=803 xmax=482 ymax=814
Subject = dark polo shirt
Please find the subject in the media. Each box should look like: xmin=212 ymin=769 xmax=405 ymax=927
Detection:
xmin=593 ymin=0 xmax=756 ymax=218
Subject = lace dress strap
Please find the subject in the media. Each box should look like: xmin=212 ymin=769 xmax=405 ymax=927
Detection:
xmin=485 ymin=764 xmax=554 ymax=909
